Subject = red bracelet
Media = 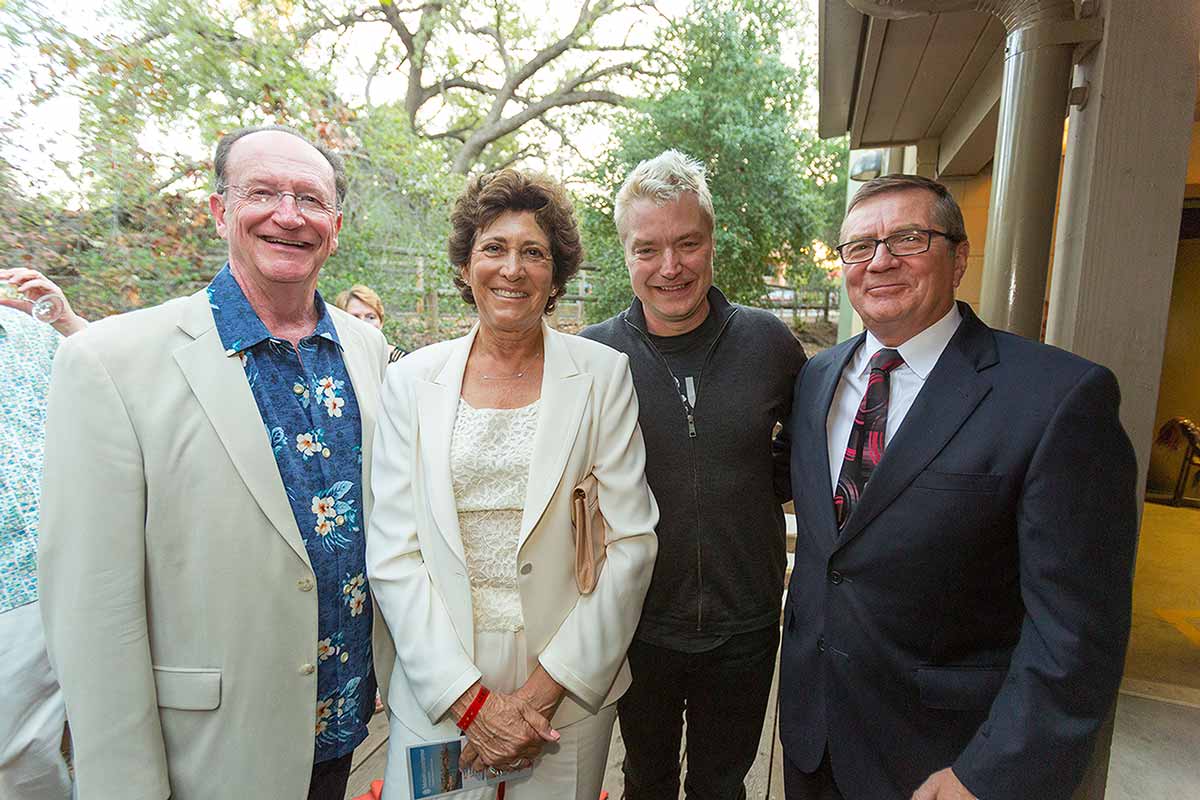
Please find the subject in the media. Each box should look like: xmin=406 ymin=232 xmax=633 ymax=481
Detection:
xmin=456 ymin=686 xmax=490 ymax=732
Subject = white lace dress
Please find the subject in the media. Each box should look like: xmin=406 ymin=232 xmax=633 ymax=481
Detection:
xmin=389 ymin=398 xmax=615 ymax=800
xmin=451 ymin=399 xmax=538 ymax=638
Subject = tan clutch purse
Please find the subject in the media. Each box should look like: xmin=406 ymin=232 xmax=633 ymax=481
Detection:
xmin=570 ymin=473 xmax=608 ymax=594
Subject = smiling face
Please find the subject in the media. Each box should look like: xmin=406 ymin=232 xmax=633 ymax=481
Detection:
xmin=622 ymin=192 xmax=714 ymax=336
xmin=840 ymin=188 xmax=968 ymax=346
xmin=460 ymin=210 xmax=555 ymax=338
xmin=209 ymin=130 xmax=342 ymax=295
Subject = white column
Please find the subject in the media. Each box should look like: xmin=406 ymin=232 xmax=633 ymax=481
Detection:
xmin=1046 ymin=0 xmax=1200 ymax=489
xmin=1047 ymin=5 xmax=1197 ymax=798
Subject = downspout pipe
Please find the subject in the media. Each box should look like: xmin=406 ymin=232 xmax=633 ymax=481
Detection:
xmin=846 ymin=0 xmax=1089 ymax=340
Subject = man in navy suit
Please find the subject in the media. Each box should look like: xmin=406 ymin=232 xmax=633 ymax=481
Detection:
xmin=779 ymin=174 xmax=1138 ymax=800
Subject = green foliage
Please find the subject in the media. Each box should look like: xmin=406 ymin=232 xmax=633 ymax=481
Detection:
xmin=582 ymin=0 xmax=848 ymax=323
xmin=319 ymin=104 xmax=468 ymax=321
xmin=3 ymin=0 xmax=471 ymax=323
xmin=2 ymin=0 xmax=846 ymax=334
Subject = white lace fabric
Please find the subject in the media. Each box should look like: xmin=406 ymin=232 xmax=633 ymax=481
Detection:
xmin=451 ymin=399 xmax=540 ymax=633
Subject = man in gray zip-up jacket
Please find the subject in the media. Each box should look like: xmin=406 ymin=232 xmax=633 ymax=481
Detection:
xmin=581 ymin=150 xmax=805 ymax=800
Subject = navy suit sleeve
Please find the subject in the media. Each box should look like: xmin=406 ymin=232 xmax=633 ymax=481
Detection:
xmin=771 ymin=334 xmax=808 ymax=504
xmin=953 ymin=364 xmax=1138 ymax=798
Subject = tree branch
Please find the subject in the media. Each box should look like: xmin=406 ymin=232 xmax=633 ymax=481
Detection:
xmin=363 ymin=39 xmax=392 ymax=108
xmin=296 ymin=9 xmax=376 ymax=48
xmin=491 ymin=142 xmax=539 ymax=171
xmin=426 ymin=127 xmax=472 ymax=143
xmin=496 ymin=0 xmax=603 ymax=104
xmin=536 ymin=116 xmax=587 ymax=162
xmin=417 ymin=71 xmax=497 ymax=107
xmin=451 ymin=88 xmax=630 ymax=173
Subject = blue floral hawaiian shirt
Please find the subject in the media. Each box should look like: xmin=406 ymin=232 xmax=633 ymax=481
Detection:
xmin=0 ymin=308 xmax=60 ymax=614
xmin=208 ymin=266 xmax=375 ymax=763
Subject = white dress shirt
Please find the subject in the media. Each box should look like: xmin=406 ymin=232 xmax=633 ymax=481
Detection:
xmin=826 ymin=305 xmax=963 ymax=491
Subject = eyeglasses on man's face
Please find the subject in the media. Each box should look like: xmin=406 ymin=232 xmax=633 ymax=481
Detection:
xmin=835 ymin=229 xmax=958 ymax=265
xmin=222 ymin=184 xmax=339 ymax=218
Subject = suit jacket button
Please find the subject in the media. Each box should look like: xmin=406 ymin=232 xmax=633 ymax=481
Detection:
xmin=817 ymin=636 xmax=826 ymax=653
xmin=828 ymin=570 xmax=843 ymax=585
xmin=300 ymin=663 xmax=315 ymax=675
xmin=520 ymin=563 xmax=533 ymax=575
xmin=297 ymin=578 xmax=314 ymax=592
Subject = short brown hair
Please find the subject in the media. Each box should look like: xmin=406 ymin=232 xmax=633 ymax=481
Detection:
xmin=333 ymin=284 xmax=385 ymax=324
xmin=842 ymin=174 xmax=967 ymax=243
xmin=449 ymin=169 xmax=583 ymax=314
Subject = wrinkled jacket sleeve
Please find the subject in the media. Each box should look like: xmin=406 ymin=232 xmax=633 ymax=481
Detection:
xmin=366 ymin=366 xmax=481 ymax=723
xmin=38 ymin=333 xmax=171 ymax=800
xmin=953 ymin=365 xmax=1137 ymax=798
xmin=772 ymin=331 xmax=808 ymax=504
xmin=538 ymin=352 xmax=659 ymax=708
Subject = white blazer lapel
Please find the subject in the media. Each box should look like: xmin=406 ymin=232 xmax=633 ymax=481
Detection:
xmin=416 ymin=326 xmax=476 ymax=566
xmin=332 ymin=318 xmax=381 ymax=512
xmin=172 ymin=291 xmax=312 ymax=567
xmin=518 ymin=324 xmax=592 ymax=553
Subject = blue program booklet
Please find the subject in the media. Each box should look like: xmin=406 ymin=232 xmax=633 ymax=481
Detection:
xmin=406 ymin=736 xmax=533 ymax=798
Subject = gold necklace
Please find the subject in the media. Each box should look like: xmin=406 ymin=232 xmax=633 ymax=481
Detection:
xmin=480 ymin=351 xmax=543 ymax=381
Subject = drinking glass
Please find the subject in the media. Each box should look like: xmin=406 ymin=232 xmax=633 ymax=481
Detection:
xmin=0 ymin=282 xmax=65 ymax=323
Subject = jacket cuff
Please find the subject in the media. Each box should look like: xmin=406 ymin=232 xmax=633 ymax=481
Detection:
xmin=427 ymin=664 xmax=483 ymax=724
xmin=538 ymin=654 xmax=604 ymax=711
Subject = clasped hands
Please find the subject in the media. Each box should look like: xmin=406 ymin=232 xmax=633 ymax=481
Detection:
xmin=454 ymin=666 xmax=565 ymax=775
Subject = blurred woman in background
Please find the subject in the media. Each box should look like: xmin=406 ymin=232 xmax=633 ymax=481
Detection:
xmin=334 ymin=284 xmax=407 ymax=362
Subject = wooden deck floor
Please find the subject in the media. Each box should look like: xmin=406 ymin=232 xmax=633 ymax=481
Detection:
xmin=345 ymin=505 xmax=1200 ymax=799
xmin=342 ymin=651 xmax=789 ymax=800
xmin=344 ymin=711 xmax=390 ymax=799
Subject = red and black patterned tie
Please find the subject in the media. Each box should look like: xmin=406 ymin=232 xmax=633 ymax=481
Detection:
xmin=833 ymin=348 xmax=905 ymax=533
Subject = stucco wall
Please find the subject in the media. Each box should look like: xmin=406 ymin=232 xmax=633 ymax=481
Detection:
xmin=1186 ymin=120 xmax=1200 ymax=190
xmin=941 ymin=169 xmax=991 ymax=312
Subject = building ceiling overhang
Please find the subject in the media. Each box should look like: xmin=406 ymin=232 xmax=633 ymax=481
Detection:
xmin=819 ymin=0 xmax=1006 ymax=177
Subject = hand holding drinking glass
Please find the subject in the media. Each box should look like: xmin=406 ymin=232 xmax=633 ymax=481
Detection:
xmin=0 ymin=268 xmax=88 ymax=335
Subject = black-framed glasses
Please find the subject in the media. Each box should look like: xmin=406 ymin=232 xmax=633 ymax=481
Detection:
xmin=835 ymin=229 xmax=958 ymax=265
xmin=222 ymin=184 xmax=339 ymax=218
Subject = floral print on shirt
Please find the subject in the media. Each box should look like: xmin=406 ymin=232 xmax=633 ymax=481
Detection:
xmin=207 ymin=265 xmax=375 ymax=764
xmin=0 ymin=309 xmax=60 ymax=613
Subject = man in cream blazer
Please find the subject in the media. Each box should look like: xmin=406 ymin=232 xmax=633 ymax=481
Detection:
xmin=38 ymin=127 xmax=395 ymax=799
xmin=367 ymin=322 xmax=658 ymax=773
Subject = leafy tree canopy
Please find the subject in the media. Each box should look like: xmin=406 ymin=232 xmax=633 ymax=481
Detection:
xmin=0 ymin=0 xmax=847 ymax=344
xmin=581 ymin=0 xmax=847 ymax=322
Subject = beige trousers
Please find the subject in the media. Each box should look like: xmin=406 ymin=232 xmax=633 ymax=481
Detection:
xmin=0 ymin=601 xmax=72 ymax=800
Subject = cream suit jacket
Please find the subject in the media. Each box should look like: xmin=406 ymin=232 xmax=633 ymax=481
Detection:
xmin=367 ymin=323 xmax=658 ymax=741
xmin=37 ymin=288 xmax=396 ymax=800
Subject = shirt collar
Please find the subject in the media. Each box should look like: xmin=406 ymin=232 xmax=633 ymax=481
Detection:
xmin=207 ymin=264 xmax=341 ymax=356
xmin=857 ymin=303 xmax=963 ymax=380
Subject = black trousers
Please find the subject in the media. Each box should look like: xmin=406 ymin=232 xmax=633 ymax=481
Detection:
xmin=783 ymin=749 xmax=846 ymax=800
xmin=618 ymin=625 xmax=780 ymax=800
xmin=307 ymin=751 xmax=354 ymax=800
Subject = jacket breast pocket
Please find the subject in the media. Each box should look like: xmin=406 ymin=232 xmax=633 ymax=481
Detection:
xmin=153 ymin=666 xmax=222 ymax=711
xmin=911 ymin=470 xmax=1002 ymax=494
xmin=916 ymin=666 xmax=1006 ymax=711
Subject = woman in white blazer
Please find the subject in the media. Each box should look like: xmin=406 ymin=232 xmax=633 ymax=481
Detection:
xmin=367 ymin=169 xmax=658 ymax=799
